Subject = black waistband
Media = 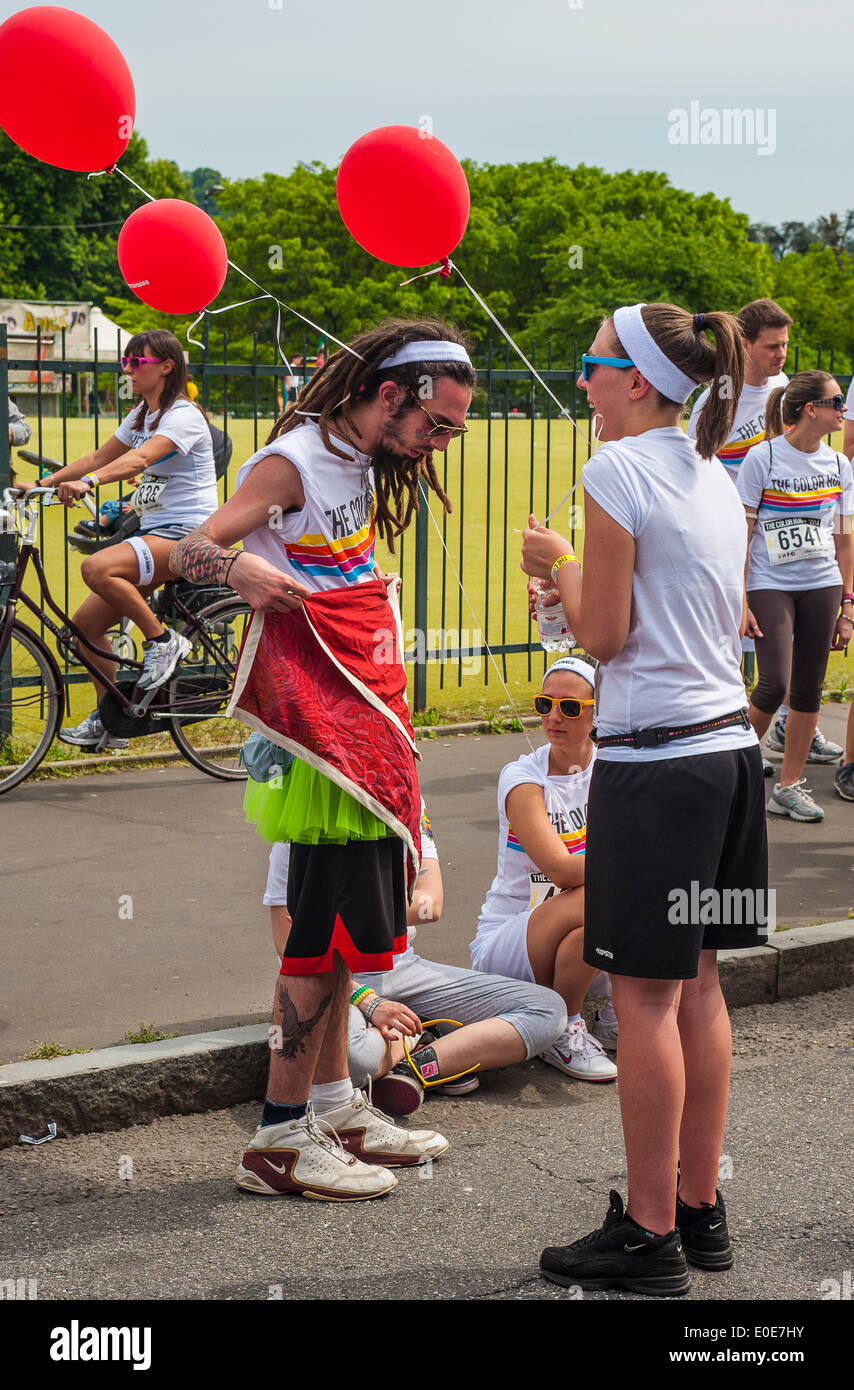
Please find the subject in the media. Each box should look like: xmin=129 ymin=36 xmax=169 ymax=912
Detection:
xmin=591 ymin=709 xmax=751 ymax=750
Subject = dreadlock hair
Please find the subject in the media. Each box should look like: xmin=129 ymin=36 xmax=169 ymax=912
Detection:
xmin=765 ymin=370 xmax=835 ymax=439
xmin=609 ymin=303 xmax=744 ymax=460
xmin=266 ymin=317 xmax=476 ymax=551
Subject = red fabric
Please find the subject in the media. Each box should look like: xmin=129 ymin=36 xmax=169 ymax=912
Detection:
xmin=280 ymin=919 xmax=410 ymax=977
xmin=234 ymin=578 xmax=421 ymax=889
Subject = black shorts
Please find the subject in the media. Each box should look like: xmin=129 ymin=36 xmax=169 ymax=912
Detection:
xmin=281 ymin=837 xmax=407 ymax=976
xmin=584 ymin=745 xmax=769 ymax=980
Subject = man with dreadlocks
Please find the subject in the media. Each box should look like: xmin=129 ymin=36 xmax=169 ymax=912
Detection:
xmin=169 ymin=318 xmax=475 ymax=1200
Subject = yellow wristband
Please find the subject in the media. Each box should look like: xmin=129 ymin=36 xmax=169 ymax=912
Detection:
xmin=551 ymin=553 xmax=579 ymax=583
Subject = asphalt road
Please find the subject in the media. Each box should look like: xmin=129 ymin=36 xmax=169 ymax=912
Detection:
xmin=0 ymin=985 xmax=851 ymax=1304
xmin=2 ymin=708 xmax=853 ymax=1062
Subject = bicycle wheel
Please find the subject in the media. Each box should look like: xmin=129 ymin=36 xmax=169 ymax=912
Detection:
xmin=0 ymin=620 xmax=63 ymax=793
xmin=166 ymin=597 xmax=252 ymax=780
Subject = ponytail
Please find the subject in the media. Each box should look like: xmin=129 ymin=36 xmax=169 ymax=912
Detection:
xmin=765 ymin=370 xmax=835 ymax=439
xmin=610 ymin=302 xmax=744 ymax=459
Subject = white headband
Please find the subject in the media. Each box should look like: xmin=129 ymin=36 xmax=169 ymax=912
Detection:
xmin=378 ymin=341 xmax=473 ymax=370
xmin=542 ymin=657 xmax=597 ymax=691
xmin=612 ymin=304 xmax=698 ymax=405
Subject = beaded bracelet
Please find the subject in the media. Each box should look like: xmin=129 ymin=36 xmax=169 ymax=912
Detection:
xmin=551 ymin=553 xmax=580 ymax=584
xmin=350 ymin=985 xmax=374 ymax=1008
xmin=363 ymin=995 xmax=384 ymax=1023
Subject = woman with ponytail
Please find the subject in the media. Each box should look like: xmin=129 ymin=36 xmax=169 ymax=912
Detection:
xmin=738 ymin=372 xmax=854 ymax=821
xmin=521 ymin=303 xmax=767 ymax=1296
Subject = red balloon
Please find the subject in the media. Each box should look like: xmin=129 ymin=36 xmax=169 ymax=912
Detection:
xmin=117 ymin=200 xmax=228 ymax=314
xmin=337 ymin=125 xmax=470 ymax=268
xmin=0 ymin=7 xmax=135 ymax=172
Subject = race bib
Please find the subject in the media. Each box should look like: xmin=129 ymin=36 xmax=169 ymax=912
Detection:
xmin=131 ymin=475 xmax=167 ymax=516
xmin=528 ymin=871 xmax=559 ymax=911
xmin=762 ymin=516 xmax=833 ymax=566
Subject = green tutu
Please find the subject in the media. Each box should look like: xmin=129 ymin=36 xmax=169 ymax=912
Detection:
xmin=243 ymin=755 xmax=394 ymax=845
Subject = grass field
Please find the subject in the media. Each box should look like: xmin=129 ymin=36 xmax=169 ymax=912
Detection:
xmin=8 ymin=415 xmax=854 ymax=739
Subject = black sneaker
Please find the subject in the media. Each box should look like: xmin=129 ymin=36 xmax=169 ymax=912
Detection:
xmin=834 ymin=761 xmax=854 ymax=802
xmin=676 ymin=1187 xmax=733 ymax=1270
xmin=540 ymin=1190 xmax=690 ymax=1296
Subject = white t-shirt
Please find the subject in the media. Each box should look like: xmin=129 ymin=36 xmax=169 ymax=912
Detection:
xmin=737 ymin=436 xmax=854 ymax=592
xmin=471 ymin=742 xmax=593 ymax=956
xmin=582 ymin=427 xmax=756 ymax=762
xmin=264 ymin=798 xmax=438 ymax=956
xmin=687 ymin=374 xmax=788 ymax=482
xmin=235 ymin=421 xmax=377 ymax=592
xmin=114 ymin=399 xmax=218 ymax=531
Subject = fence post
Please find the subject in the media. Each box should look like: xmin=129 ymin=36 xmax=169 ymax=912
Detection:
xmin=413 ymin=494 xmax=429 ymax=713
xmin=0 ymin=323 xmax=12 ymax=744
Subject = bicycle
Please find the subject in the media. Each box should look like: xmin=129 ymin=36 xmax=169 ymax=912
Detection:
xmin=0 ymin=487 xmax=252 ymax=793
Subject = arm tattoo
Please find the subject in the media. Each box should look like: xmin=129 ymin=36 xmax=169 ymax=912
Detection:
xmin=271 ymin=981 xmax=333 ymax=1061
xmin=169 ymin=521 xmax=242 ymax=585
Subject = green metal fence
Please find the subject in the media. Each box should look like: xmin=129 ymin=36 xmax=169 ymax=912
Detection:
xmin=1 ymin=321 xmax=849 ymax=716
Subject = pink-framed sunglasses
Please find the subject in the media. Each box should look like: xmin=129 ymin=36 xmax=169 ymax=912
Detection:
xmin=120 ymin=354 xmax=163 ymax=371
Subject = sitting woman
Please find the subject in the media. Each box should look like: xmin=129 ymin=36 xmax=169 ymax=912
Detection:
xmin=470 ymin=656 xmax=617 ymax=1082
xmin=29 ymin=329 xmax=219 ymax=749
xmin=264 ymin=800 xmax=569 ymax=1117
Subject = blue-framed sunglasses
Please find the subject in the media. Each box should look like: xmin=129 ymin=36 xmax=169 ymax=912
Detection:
xmin=581 ymin=354 xmax=635 ymax=382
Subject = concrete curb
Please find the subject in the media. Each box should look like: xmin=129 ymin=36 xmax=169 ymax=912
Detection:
xmin=2 ymin=922 xmax=853 ymax=1149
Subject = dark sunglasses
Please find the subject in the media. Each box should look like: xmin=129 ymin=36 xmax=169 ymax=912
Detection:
xmin=809 ymin=395 xmax=846 ymax=411
xmin=120 ymin=354 xmax=163 ymax=371
xmin=407 ymin=387 xmax=469 ymax=439
xmin=533 ymin=694 xmax=595 ymax=719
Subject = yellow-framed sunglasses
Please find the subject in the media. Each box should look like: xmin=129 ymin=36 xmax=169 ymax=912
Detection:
xmin=533 ymin=694 xmax=595 ymax=719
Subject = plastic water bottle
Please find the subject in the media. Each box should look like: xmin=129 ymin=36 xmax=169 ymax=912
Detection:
xmin=534 ymin=579 xmax=573 ymax=652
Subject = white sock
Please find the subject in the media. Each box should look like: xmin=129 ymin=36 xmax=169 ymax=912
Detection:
xmin=566 ymin=1012 xmax=582 ymax=1028
xmin=599 ymin=1002 xmax=617 ymax=1024
xmin=309 ymin=1078 xmax=354 ymax=1114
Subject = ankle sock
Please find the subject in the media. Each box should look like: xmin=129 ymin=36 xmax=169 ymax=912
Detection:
xmin=566 ymin=1012 xmax=582 ymax=1027
xmin=260 ymin=1097 xmax=307 ymax=1128
xmin=309 ymin=1079 xmax=353 ymax=1114
xmin=143 ymin=630 xmax=170 ymax=646
xmin=626 ymin=1211 xmax=670 ymax=1241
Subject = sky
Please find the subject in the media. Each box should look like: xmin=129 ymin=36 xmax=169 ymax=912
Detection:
xmin=4 ymin=0 xmax=850 ymax=227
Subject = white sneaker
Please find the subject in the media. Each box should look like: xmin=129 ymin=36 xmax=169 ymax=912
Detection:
xmin=324 ymin=1087 xmax=450 ymax=1167
xmin=591 ymin=1009 xmax=619 ymax=1050
xmin=136 ymin=628 xmax=191 ymax=691
xmin=767 ymin=779 xmax=824 ymax=822
xmin=235 ymin=1105 xmax=398 ymax=1200
xmin=57 ymin=709 xmax=129 ymax=750
xmin=540 ymin=1019 xmax=618 ymax=1082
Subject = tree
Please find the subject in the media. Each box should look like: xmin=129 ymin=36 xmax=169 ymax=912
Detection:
xmin=0 ymin=129 xmax=193 ymax=305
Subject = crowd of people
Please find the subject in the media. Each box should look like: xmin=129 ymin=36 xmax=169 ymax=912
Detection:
xmin=11 ymin=298 xmax=854 ymax=1296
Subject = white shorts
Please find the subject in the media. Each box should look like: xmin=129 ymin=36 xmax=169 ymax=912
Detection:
xmin=470 ymin=909 xmax=536 ymax=984
xmin=263 ymin=841 xmax=288 ymax=906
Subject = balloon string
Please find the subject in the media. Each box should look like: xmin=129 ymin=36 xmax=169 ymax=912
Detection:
xmin=446 ymin=257 xmax=593 ymax=454
xmin=105 ymin=165 xmax=365 ymax=364
xmin=417 ymin=480 xmax=537 ymax=756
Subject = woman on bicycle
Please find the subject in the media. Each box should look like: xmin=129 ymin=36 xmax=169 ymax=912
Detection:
xmin=28 ymin=329 xmax=219 ymax=749
xmin=738 ymin=371 xmax=854 ymax=821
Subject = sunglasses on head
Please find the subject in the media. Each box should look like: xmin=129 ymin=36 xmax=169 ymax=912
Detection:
xmin=407 ymin=387 xmax=469 ymax=439
xmin=809 ymin=394 xmax=845 ymax=411
xmin=533 ymin=694 xmax=595 ymax=719
xmin=120 ymin=355 xmax=163 ymax=371
xmin=580 ymin=354 xmax=635 ymax=382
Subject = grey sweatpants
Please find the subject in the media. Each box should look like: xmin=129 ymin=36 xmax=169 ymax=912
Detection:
xmin=347 ymin=947 xmax=567 ymax=1087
